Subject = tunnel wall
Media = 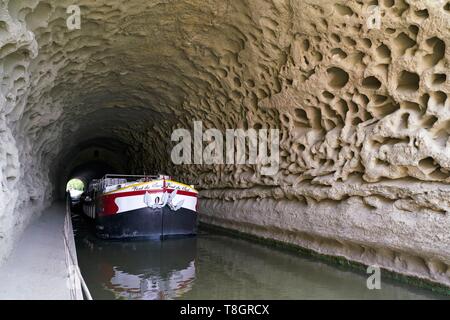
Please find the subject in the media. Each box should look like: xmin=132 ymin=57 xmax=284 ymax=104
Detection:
xmin=0 ymin=0 xmax=450 ymax=288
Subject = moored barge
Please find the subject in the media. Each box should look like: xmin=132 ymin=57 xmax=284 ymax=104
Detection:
xmin=81 ymin=174 xmax=198 ymax=239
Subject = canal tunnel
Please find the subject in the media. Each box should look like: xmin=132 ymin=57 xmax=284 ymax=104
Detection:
xmin=57 ymin=138 xmax=130 ymax=197
xmin=1 ymin=0 xmax=450 ymax=289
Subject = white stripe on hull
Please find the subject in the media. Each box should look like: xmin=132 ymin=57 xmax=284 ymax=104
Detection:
xmin=115 ymin=192 xmax=197 ymax=214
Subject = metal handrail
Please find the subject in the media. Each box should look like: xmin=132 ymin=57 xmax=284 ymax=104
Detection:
xmin=64 ymin=199 xmax=93 ymax=300
xmin=62 ymin=233 xmax=93 ymax=300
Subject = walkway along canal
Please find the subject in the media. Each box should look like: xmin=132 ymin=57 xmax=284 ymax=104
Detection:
xmin=0 ymin=202 xmax=81 ymax=300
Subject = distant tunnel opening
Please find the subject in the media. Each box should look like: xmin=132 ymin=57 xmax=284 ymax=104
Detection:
xmin=66 ymin=178 xmax=84 ymax=203
xmin=66 ymin=178 xmax=84 ymax=192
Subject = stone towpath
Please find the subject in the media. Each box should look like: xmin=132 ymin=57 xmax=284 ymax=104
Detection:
xmin=0 ymin=202 xmax=74 ymax=299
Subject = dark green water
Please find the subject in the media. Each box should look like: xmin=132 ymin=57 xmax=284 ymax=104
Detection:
xmin=72 ymin=211 xmax=447 ymax=300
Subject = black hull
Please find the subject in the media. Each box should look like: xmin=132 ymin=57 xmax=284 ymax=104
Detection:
xmin=95 ymin=206 xmax=197 ymax=240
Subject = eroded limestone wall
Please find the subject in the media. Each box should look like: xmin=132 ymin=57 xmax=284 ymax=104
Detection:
xmin=0 ymin=0 xmax=450 ymax=287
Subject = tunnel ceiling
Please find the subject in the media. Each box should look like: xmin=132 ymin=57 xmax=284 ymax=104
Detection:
xmin=2 ymin=0 xmax=450 ymax=285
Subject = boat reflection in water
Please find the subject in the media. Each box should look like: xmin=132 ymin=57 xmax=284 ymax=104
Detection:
xmin=75 ymin=223 xmax=197 ymax=300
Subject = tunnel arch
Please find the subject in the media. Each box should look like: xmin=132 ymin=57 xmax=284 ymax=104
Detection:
xmin=1 ymin=0 xmax=450 ymax=288
xmin=54 ymin=137 xmax=131 ymax=198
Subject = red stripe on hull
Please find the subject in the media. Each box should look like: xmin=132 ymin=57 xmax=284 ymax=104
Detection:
xmin=98 ymin=188 xmax=197 ymax=217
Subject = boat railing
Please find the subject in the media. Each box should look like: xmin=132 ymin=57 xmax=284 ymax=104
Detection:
xmin=92 ymin=174 xmax=168 ymax=192
xmin=100 ymin=178 xmax=127 ymax=190
xmin=104 ymin=174 xmax=160 ymax=180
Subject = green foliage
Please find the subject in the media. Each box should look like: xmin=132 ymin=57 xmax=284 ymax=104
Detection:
xmin=66 ymin=178 xmax=84 ymax=191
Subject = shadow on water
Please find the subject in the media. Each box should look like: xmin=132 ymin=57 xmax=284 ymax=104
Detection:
xmin=72 ymin=208 xmax=448 ymax=300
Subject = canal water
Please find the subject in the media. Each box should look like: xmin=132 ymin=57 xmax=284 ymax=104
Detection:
xmin=72 ymin=211 xmax=447 ymax=300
